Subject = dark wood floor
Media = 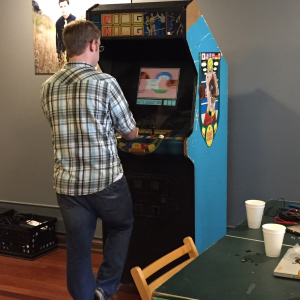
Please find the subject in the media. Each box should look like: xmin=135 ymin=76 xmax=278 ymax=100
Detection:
xmin=0 ymin=248 xmax=141 ymax=300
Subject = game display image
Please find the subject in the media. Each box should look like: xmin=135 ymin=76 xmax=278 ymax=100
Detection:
xmin=87 ymin=0 xmax=228 ymax=284
xmin=137 ymin=68 xmax=179 ymax=104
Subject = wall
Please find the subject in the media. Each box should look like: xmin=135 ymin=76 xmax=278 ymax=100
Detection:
xmin=0 ymin=1 xmax=53 ymax=203
xmin=196 ymin=0 xmax=300 ymax=226
xmin=1 ymin=0 xmax=299 ymax=232
xmin=0 ymin=0 xmax=103 ymax=234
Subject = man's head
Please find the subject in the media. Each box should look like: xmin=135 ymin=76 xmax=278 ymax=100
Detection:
xmin=59 ymin=0 xmax=70 ymax=19
xmin=63 ymin=20 xmax=101 ymax=66
xmin=207 ymin=58 xmax=214 ymax=71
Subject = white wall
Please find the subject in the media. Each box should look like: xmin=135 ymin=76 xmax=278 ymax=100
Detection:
xmin=196 ymin=0 xmax=300 ymax=226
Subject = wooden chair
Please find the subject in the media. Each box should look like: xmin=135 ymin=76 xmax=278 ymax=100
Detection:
xmin=131 ymin=236 xmax=199 ymax=300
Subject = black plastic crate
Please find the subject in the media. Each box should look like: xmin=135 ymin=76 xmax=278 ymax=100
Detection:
xmin=0 ymin=214 xmax=57 ymax=260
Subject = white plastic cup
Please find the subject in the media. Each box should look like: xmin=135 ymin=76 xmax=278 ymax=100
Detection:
xmin=262 ymin=223 xmax=286 ymax=257
xmin=245 ymin=200 xmax=265 ymax=229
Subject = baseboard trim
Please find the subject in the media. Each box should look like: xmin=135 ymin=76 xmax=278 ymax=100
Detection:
xmin=56 ymin=233 xmax=103 ymax=254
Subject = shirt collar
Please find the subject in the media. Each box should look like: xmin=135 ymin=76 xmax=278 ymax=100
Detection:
xmin=64 ymin=62 xmax=94 ymax=69
xmin=66 ymin=14 xmax=73 ymax=22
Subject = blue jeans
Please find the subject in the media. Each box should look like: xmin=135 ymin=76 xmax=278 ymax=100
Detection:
xmin=57 ymin=176 xmax=134 ymax=300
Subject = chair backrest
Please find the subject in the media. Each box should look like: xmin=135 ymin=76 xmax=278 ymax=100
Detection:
xmin=131 ymin=236 xmax=199 ymax=300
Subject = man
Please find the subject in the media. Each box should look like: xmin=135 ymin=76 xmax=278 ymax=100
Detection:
xmin=41 ymin=20 xmax=138 ymax=300
xmin=145 ymin=15 xmax=151 ymax=36
xmin=149 ymin=13 xmax=158 ymax=35
xmin=56 ymin=0 xmax=76 ymax=62
xmin=157 ymin=13 xmax=166 ymax=35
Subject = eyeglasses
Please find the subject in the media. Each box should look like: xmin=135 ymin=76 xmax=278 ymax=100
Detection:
xmin=91 ymin=40 xmax=105 ymax=52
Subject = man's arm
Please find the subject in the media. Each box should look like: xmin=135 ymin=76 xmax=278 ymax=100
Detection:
xmin=120 ymin=127 xmax=139 ymax=141
xmin=108 ymin=78 xmax=137 ymax=139
xmin=56 ymin=21 xmax=60 ymax=54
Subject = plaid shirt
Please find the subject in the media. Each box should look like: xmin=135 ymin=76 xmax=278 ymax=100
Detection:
xmin=41 ymin=62 xmax=136 ymax=196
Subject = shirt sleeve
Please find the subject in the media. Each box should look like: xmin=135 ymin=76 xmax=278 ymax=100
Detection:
xmin=55 ymin=22 xmax=59 ymax=54
xmin=108 ymin=78 xmax=136 ymax=134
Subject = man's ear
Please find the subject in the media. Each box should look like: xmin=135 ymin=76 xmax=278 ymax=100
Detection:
xmin=89 ymin=40 xmax=95 ymax=52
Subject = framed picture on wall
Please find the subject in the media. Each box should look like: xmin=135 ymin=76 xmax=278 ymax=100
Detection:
xmin=32 ymin=0 xmax=130 ymax=75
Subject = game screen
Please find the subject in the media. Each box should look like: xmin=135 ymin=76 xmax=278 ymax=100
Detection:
xmin=137 ymin=68 xmax=180 ymax=106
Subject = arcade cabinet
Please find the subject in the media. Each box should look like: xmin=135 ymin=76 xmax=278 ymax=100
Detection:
xmin=86 ymin=0 xmax=228 ymax=284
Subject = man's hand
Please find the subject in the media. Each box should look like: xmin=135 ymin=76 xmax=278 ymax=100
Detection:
xmin=120 ymin=127 xmax=139 ymax=141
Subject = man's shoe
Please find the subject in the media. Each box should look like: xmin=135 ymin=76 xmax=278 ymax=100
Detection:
xmin=94 ymin=289 xmax=105 ymax=300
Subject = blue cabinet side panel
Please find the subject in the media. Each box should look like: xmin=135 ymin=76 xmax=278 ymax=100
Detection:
xmin=186 ymin=16 xmax=228 ymax=254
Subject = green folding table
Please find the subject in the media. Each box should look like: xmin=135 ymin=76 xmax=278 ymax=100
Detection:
xmin=154 ymin=200 xmax=300 ymax=300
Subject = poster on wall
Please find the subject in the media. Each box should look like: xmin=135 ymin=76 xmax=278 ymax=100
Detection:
xmin=198 ymin=52 xmax=221 ymax=147
xmin=32 ymin=0 xmax=130 ymax=74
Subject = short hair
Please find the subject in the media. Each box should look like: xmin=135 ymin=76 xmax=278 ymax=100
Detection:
xmin=59 ymin=0 xmax=69 ymax=5
xmin=63 ymin=20 xmax=101 ymax=58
